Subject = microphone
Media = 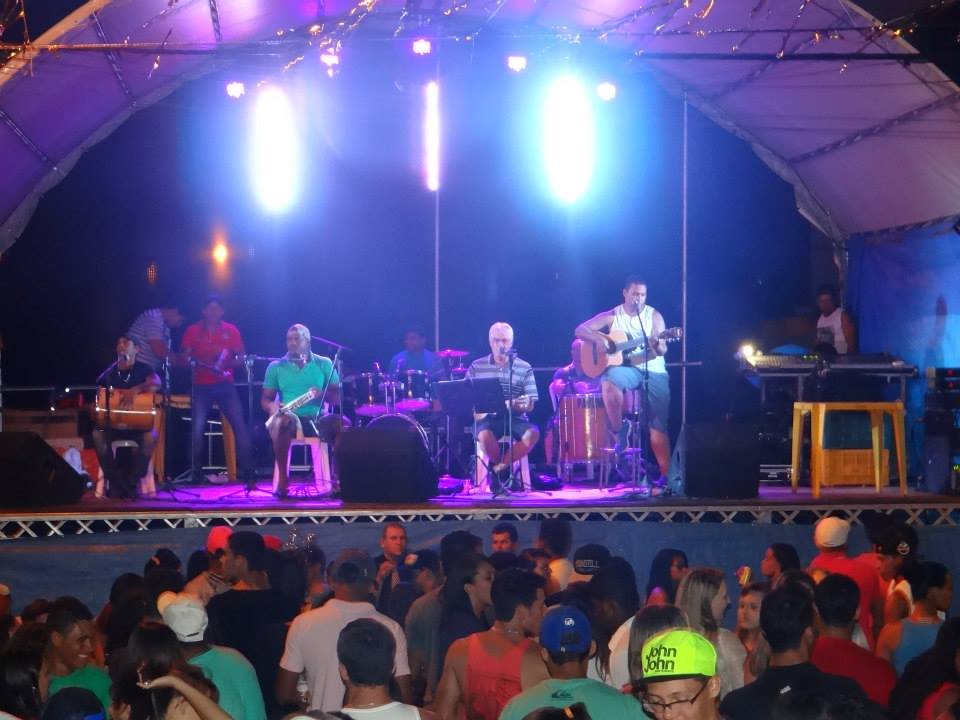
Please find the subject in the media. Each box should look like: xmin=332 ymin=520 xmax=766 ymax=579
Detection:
xmin=96 ymin=360 xmax=120 ymax=385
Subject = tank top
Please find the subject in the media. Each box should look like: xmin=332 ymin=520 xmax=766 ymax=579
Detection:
xmin=816 ymin=307 xmax=848 ymax=354
xmin=610 ymin=304 xmax=667 ymax=374
xmin=892 ymin=618 xmax=942 ymax=675
xmin=464 ymin=633 xmax=532 ymax=720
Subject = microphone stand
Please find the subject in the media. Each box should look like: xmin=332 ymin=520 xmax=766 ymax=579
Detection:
xmin=627 ymin=304 xmax=652 ymax=497
xmin=96 ymin=360 xmax=117 ymax=498
xmin=311 ymin=338 xmax=348 ymax=496
xmin=165 ymin=360 xmax=202 ymax=500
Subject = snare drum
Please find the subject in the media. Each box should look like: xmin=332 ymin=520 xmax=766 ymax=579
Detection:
xmin=557 ymin=394 xmax=607 ymax=463
xmin=350 ymin=372 xmax=389 ymax=418
xmin=396 ymin=370 xmax=432 ymax=413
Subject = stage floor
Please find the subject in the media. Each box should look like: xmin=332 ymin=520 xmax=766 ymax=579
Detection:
xmin=2 ymin=476 xmax=958 ymax=541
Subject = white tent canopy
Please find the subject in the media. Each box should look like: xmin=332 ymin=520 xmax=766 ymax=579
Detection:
xmin=1 ymin=0 xmax=958 ymax=251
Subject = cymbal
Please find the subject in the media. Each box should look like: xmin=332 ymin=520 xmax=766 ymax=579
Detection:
xmin=437 ymin=348 xmax=470 ymax=359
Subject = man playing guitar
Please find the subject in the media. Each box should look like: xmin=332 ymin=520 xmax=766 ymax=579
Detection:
xmin=575 ymin=276 xmax=673 ymax=482
xmin=92 ymin=336 xmax=161 ymax=499
xmin=261 ymin=324 xmax=343 ymax=498
xmin=179 ymin=294 xmax=254 ymax=486
xmin=467 ymin=322 xmax=539 ymax=486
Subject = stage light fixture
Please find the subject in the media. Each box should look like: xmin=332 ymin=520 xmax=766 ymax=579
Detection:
xmin=412 ymin=38 xmax=432 ymax=56
xmin=737 ymin=343 xmax=756 ymax=360
xmin=212 ymin=241 xmax=229 ymax=265
xmin=249 ymin=86 xmax=301 ymax=213
xmin=596 ymin=81 xmax=617 ymax=101
xmin=542 ymin=76 xmax=595 ymax=204
xmin=320 ymin=51 xmax=339 ymax=67
xmin=225 ymin=81 xmax=245 ymax=99
xmin=506 ymin=55 xmax=528 ymax=72
xmin=424 ymin=80 xmax=440 ymax=191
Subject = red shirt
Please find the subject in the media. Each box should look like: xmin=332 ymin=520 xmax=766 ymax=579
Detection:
xmin=812 ymin=636 xmax=896 ymax=708
xmin=809 ymin=552 xmax=883 ymax=647
xmin=180 ymin=321 xmax=244 ymax=385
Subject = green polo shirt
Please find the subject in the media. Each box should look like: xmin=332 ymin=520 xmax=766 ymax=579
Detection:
xmin=263 ymin=355 xmax=339 ymax=417
xmin=47 ymin=664 xmax=112 ymax=713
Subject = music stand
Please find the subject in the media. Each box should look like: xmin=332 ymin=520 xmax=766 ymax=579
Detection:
xmin=436 ymin=378 xmax=508 ymax=495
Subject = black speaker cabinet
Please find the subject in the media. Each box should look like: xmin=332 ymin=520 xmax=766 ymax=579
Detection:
xmin=335 ymin=417 xmax=438 ymax=503
xmin=924 ymin=409 xmax=955 ymax=494
xmin=0 ymin=432 xmax=86 ymax=507
xmin=670 ymin=423 xmax=760 ymax=499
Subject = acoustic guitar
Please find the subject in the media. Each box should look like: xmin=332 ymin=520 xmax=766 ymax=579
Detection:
xmin=575 ymin=327 xmax=683 ymax=378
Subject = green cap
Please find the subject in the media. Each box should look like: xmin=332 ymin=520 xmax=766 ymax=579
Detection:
xmin=640 ymin=630 xmax=717 ymax=682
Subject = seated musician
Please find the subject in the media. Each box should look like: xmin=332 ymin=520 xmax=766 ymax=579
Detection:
xmin=92 ymin=336 xmax=161 ymax=499
xmin=261 ymin=324 xmax=344 ymax=498
xmin=548 ymin=341 xmax=601 ymax=410
xmin=388 ymin=328 xmax=443 ymax=376
xmin=575 ymin=276 xmax=671 ymax=483
xmin=467 ymin=322 xmax=539 ymax=484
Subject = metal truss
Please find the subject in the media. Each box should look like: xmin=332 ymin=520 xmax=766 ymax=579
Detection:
xmin=2 ymin=500 xmax=959 ymax=541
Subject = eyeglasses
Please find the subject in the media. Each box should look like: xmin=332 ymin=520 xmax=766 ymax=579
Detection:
xmin=641 ymin=679 xmax=709 ymax=716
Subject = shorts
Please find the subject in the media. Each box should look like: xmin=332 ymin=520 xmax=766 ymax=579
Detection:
xmin=475 ymin=413 xmax=539 ymax=440
xmin=602 ymin=367 xmax=670 ymax=433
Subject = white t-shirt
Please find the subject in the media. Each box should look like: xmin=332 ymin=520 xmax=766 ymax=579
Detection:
xmin=606 ymin=615 xmax=634 ymax=691
xmin=280 ymin=599 xmax=410 ymax=712
xmin=585 ymin=615 xmax=633 ymax=688
xmin=342 ymin=702 xmax=421 ymax=719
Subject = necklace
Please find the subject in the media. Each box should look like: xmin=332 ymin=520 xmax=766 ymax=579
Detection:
xmin=117 ymin=366 xmax=133 ymax=384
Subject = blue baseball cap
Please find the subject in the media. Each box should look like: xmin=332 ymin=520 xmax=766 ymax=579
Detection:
xmin=540 ymin=606 xmax=592 ymax=654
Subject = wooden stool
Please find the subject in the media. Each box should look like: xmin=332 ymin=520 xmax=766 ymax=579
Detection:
xmin=791 ymin=401 xmax=907 ymax=498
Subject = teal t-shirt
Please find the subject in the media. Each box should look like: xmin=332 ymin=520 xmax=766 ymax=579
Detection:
xmin=263 ymin=355 xmax=339 ymax=417
xmin=190 ymin=646 xmax=267 ymax=720
xmin=48 ymin=664 xmax=112 ymax=714
xmin=499 ymin=677 xmax=648 ymax=720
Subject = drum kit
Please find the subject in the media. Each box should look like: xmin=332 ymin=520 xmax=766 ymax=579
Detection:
xmin=342 ymin=348 xmax=470 ymax=421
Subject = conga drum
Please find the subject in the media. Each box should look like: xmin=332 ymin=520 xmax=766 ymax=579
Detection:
xmin=557 ymin=394 xmax=607 ymax=474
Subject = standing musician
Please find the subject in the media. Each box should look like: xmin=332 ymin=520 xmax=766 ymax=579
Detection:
xmin=388 ymin=328 xmax=443 ymax=376
xmin=467 ymin=322 xmax=539 ymax=481
xmin=92 ymin=336 xmax=161 ymax=499
xmin=126 ymin=302 xmax=184 ymax=371
xmin=261 ymin=324 xmax=343 ymax=498
xmin=575 ymin=276 xmax=671 ymax=481
xmin=815 ymin=284 xmax=857 ymax=357
xmin=179 ymin=294 xmax=254 ymax=485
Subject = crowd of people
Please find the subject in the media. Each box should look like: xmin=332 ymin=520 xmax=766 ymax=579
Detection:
xmin=0 ymin=513 xmax=956 ymax=720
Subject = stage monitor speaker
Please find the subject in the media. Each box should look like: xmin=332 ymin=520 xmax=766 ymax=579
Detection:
xmin=335 ymin=422 xmax=438 ymax=503
xmin=0 ymin=432 xmax=86 ymax=507
xmin=669 ymin=423 xmax=760 ymax=499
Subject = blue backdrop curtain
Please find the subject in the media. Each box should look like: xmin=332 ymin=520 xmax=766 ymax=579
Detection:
xmin=847 ymin=218 xmax=960 ymax=476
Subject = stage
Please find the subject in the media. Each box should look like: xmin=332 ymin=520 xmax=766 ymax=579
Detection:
xmin=2 ymin=481 xmax=958 ymax=541
xmin=3 ymin=479 xmax=960 ymax=618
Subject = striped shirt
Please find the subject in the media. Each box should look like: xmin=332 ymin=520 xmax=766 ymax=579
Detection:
xmin=467 ymin=354 xmax=539 ymax=403
xmin=127 ymin=308 xmax=170 ymax=371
